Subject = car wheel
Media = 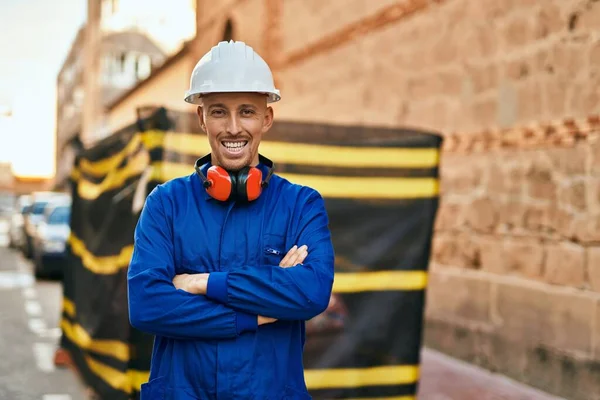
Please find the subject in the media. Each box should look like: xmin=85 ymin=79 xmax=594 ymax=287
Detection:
xmin=33 ymin=252 xmax=47 ymax=280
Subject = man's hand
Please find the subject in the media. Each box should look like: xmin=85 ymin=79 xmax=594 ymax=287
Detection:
xmin=258 ymin=316 xmax=277 ymax=325
xmin=256 ymin=245 xmax=309 ymax=326
xmin=173 ymin=273 xmax=209 ymax=295
xmin=279 ymin=245 xmax=308 ymax=268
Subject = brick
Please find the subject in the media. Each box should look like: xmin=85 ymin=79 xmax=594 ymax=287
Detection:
xmin=548 ymin=41 xmax=588 ymax=80
xmin=547 ymin=145 xmax=588 ymax=176
xmin=456 ymin=234 xmax=483 ymax=269
xmin=495 ymin=280 xmax=595 ymax=354
xmin=591 ymin=39 xmax=600 ymax=66
xmin=432 ymin=31 xmax=459 ymax=65
xmin=440 ymin=155 xmax=483 ymax=194
xmin=407 ymin=75 xmax=441 ymax=101
xmin=466 ymin=197 xmax=499 ymax=233
xmin=517 ymin=80 xmax=543 ymax=122
xmin=586 ymin=179 xmax=600 ymax=214
xmin=586 ymin=248 xmax=600 ymax=292
xmin=541 ymin=76 xmax=569 ymax=116
xmin=573 ymin=214 xmax=600 ymax=243
xmin=486 ymin=163 xmax=505 ymax=195
xmin=595 ymin=299 xmax=600 ymax=359
xmin=523 ymin=204 xmax=550 ymax=233
xmin=503 ymin=59 xmax=530 ymax=80
xmin=467 ymin=63 xmax=498 ymax=94
xmin=505 ymin=163 xmax=527 ymax=196
xmin=568 ymin=80 xmax=600 ymax=116
xmin=546 ymin=205 xmax=575 ymax=238
xmin=498 ymin=201 xmax=529 ymax=232
xmin=425 ymin=269 xmax=491 ymax=323
xmin=479 ymin=237 xmax=505 ymax=274
xmin=472 ymin=97 xmax=497 ymax=127
xmin=504 ymin=239 xmax=545 ymax=279
xmin=501 ymin=14 xmax=534 ymax=50
xmin=432 ymin=235 xmax=457 ymax=266
xmin=534 ymin=2 xmax=563 ymax=39
xmin=526 ymin=153 xmax=557 ymax=202
xmin=544 ymin=243 xmax=586 ymax=288
xmin=434 ymin=202 xmax=465 ymax=232
xmin=559 ymin=181 xmax=587 ymax=212
xmin=577 ymin=1 xmax=600 ymax=31
xmin=438 ymin=69 xmax=463 ymax=97
xmin=591 ymin=138 xmax=600 ymax=176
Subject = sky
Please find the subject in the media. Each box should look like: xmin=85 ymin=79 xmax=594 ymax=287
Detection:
xmin=0 ymin=0 xmax=87 ymax=177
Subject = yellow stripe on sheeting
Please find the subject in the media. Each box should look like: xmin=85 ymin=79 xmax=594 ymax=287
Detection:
xmin=128 ymin=369 xmax=151 ymax=392
xmin=304 ymin=365 xmax=419 ymax=389
xmin=63 ymin=297 xmax=76 ymax=318
xmin=85 ymin=356 xmax=149 ymax=393
xmin=146 ymin=131 xmax=439 ymax=168
xmin=141 ymin=130 xmax=166 ymax=150
xmin=259 ymin=141 xmax=438 ymax=168
xmin=154 ymin=162 xmax=438 ymax=199
xmin=77 ymin=149 xmax=150 ymax=200
xmin=333 ymin=271 xmax=428 ymax=293
xmin=68 ymin=234 xmax=133 ymax=274
xmin=61 ymin=318 xmax=129 ymax=362
xmin=278 ymin=174 xmax=438 ymax=199
xmin=79 ymin=134 xmax=143 ymax=177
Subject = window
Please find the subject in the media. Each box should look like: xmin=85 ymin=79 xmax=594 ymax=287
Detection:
xmin=31 ymin=202 xmax=49 ymax=215
xmin=120 ymin=53 xmax=127 ymax=72
xmin=48 ymin=206 xmax=70 ymax=225
xmin=135 ymin=54 xmax=151 ymax=80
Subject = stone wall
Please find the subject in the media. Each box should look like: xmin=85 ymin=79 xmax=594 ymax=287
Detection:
xmin=429 ymin=125 xmax=600 ymax=398
xmin=191 ymin=0 xmax=600 ymax=397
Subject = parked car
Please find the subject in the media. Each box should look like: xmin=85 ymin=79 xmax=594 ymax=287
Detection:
xmin=0 ymin=191 xmax=16 ymax=246
xmin=8 ymin=194 xmax=32 ymax=249
xmin=32 ymin=199 xmax=71 ymax=279
xmin=22 ymin=191 xmax=70 ymax=258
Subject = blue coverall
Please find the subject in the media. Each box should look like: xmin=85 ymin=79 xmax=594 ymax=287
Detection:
xmin=127 ymin=163 xmax=335 ymax=399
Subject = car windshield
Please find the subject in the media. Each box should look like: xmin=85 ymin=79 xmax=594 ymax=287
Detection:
xmin=48 ymin=206 xmax=70 ymax=225
xmin=31 ymin=202 xmax=49 ymax=215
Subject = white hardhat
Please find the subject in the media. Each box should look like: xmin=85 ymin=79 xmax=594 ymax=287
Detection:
xmin=184 ymin=40 xmax=281 ymax=104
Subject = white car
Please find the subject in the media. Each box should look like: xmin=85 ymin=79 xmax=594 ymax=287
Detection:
xmin=22 ymin=191 xmax=69 ymax=258
xmin=8 ymin=194 xmax=32 ymax=249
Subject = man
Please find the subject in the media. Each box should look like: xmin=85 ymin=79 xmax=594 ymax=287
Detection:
xmin=127 ymin=40 xmax=335 ymax=399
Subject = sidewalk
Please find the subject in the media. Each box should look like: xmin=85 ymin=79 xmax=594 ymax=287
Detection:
xmin=418 ymin=348 xmax=566 ymax=400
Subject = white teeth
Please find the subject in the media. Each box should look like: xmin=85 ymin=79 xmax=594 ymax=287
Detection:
xmin=222 ymin=141 xmax=247 ymax=150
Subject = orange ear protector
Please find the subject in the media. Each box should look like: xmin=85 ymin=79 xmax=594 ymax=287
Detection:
xmin=194 ymin=154 xmax=274 ymax=202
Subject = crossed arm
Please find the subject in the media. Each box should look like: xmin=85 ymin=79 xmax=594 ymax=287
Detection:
xmin=127 ymin=186 xmax=334 ymax=340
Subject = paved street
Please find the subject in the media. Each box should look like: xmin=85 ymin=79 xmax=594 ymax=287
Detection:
xmin=0 ymin=241 xmax=87 ymax=400
xmin=418 ymin=350 xmax=566 ymax=400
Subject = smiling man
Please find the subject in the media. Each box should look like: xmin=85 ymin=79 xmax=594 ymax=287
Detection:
xmin=127 ymin=40 xmax=335 ymax=399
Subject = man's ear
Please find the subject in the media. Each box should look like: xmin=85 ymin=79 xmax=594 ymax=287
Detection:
xmin=262 ymin=106 xmax=274 ymax=134
xmin=197 ymin=106 xmax=206 ymax=132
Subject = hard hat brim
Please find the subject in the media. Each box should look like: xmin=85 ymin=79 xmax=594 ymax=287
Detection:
xmin=184 ymin=89 xmax=281 ymax=105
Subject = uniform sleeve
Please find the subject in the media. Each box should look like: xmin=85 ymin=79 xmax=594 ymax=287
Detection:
xmin=127 ymin=185 xmax=257 ymax=339
xmin=205 ymin=189 xmax=335 ymax=321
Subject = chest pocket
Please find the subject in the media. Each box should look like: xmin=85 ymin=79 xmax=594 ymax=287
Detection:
xmin=262 ymin=233 xmax=286 ymax=267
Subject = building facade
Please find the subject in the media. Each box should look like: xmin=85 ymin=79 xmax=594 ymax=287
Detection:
xmin=80 ymin=0 xmax=195 ymax=145
xmin=99 ymin=1 xmax=600 ymax=398
xmin=56 ymin=0 xmax=196 ymax=187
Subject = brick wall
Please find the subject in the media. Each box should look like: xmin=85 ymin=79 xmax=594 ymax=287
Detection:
xmin=192 ymin=0 xmax=600 ymax=397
